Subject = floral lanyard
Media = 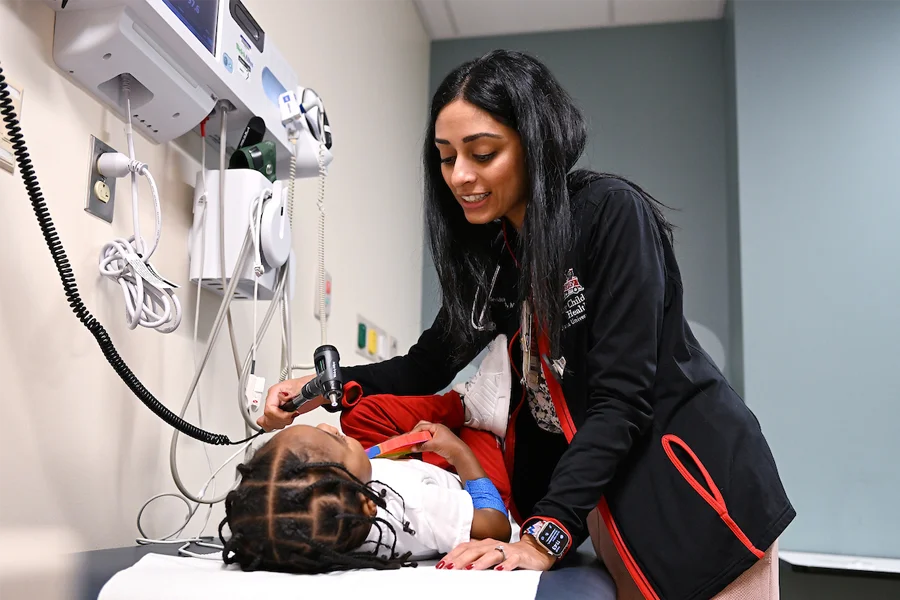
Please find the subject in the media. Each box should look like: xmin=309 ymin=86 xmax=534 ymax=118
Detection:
xmin=520 ymin=298 xmax=567 ymax=387
xmin=520 ymin=300 xmax=539 ymax=389
xmin=503 ymin=221 xmax=565 ymax=388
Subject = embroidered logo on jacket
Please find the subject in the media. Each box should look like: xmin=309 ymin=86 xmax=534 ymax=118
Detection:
xmin=563 ymin=268 xmax=586 ymax=329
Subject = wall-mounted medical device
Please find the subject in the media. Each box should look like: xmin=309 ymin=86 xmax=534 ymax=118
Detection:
xmin=7 ymin=0 xmax=339 ymax=550
xmin=188 ymin=168 xmax=295 ymax=301
xmin=45 ymin=0 xmax=331 ymax=177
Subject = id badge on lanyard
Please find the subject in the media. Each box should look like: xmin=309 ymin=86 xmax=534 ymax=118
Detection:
xmin=520 ymin=301 xmax=539 ymax=388
xmin=520 ymin=301 xmax=566 ymax=386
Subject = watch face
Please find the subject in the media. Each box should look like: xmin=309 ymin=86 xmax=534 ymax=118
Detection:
xmin=538 ymin=522 xmax=569 ymax=556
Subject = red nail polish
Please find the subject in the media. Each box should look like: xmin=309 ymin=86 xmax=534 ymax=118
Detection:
xmin=495 ymin=566 xmax=504 ymax=571
xmin=465 ymin=564 xmax=474 ymax=570
xmin=436 ymin=561 xmax=445 ymax=569
xmin=445 ymin=563 xmax=453 ymax=570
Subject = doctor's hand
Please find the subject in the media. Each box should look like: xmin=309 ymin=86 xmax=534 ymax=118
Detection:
xmin=436 ymin=536 xmax=557 ymax=572
xmin=257 ymin=375 xmax=323 ymax=431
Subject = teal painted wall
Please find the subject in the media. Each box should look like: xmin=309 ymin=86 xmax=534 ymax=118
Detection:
xmin=732 ymin=0 xmax=900 ymax=560
xmin=724 ymin=0 xmax=744 ymax=396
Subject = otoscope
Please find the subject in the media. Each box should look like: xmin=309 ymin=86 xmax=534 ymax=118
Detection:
xmin=279 ymin=345 xmax=343 ymax=412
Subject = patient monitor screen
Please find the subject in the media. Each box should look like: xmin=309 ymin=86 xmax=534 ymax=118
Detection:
xmin=163 ymin=0 xmax=219 ymax=55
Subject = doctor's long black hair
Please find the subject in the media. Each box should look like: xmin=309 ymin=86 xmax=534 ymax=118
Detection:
xmin=423 ymin=49 xmax=673 ymax=357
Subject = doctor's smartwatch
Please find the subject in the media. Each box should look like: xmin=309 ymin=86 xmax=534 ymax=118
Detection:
xmin=523 ymin=519 xmax=571 ymax=559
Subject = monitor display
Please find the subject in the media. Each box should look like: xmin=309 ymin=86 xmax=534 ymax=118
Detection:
xmin=162 ymin=0 xmax=218 ymax=55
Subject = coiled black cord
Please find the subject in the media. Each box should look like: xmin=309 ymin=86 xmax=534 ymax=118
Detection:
xmin=0 ymin=63 xmax=261 ymax=446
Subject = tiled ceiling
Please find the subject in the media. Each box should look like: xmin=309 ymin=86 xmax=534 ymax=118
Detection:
xmin=413 ymin=0 xmax=726 ymax=40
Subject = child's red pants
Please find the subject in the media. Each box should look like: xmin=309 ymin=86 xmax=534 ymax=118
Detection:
xmin=339 ymin=382 xmax=511 ymax=509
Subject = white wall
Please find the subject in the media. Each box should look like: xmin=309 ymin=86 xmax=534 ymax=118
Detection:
xmin=0 ymin=0 xmax=429 ymax=552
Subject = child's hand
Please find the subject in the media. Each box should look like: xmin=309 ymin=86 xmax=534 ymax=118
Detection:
xmin=410 ymin=421 xmax=466 ymax=461
xmin=413 ymin=422 xmax=491 ymax=495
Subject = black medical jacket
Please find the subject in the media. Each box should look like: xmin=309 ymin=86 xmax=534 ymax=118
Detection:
xmin=342 ymin=177 xmax=795 ymax=600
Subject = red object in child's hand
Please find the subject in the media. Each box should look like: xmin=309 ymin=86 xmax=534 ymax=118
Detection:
xmin=365 ymin=431 xmax=433 ymax=459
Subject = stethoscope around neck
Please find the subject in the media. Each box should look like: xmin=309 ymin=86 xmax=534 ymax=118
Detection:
xmin=470 ymin=231 xmax=507 ymax=332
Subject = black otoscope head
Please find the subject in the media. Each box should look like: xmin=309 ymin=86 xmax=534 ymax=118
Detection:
xmin=279 ymin=345 xmax=343 ymax=412
xmin=313 ymin=345 xmax=343 ymax=407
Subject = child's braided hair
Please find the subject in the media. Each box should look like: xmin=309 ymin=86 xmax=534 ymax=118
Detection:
xmin=219 ymin=443 xmax=416 ymax=574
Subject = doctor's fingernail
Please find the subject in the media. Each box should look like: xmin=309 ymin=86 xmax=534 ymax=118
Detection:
xmin=495 ymin=566 xmax=504 ymax=571
xmin=465 ymin=564 xmax=474 ymax=570
xmin=436 ymin=561 xmax=445 ymax=569
xmin=444 ymin=563 xmax=453 ymax=570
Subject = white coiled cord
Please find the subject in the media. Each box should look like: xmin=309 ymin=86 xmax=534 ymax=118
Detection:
xmin=287 ymin=133 xmax=298 ymax=229
xmin=277 ymin=135 xmax=300 ymax=382
xmin=279 ymin=134 xmax=330 ymax=380
xmin=316 ymin=136 xmax=328 ymax=345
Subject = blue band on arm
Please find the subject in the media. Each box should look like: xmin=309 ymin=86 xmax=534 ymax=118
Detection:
xmin=464 ymin=478 xmax=507 ymax=515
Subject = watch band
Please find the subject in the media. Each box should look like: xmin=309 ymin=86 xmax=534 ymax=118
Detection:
xmin=523 ymin=518 xmax=572 ymax=559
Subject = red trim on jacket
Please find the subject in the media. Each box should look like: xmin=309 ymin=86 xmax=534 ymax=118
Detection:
xmin=537 ymin=331 xmax=659 ymax=600
xmin=599 ymin=498 xmax=662 ymax=600
xmin=535 ymin=330 xmax=768 ymax=598
xmin=503 ymin=327 xmax=525 ymax=526
xmin=662 ymin=435 xmax=765 ymax=560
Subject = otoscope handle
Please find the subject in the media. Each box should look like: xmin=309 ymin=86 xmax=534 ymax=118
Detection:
xmin=279 ymin=378 xmax=322 ymax=412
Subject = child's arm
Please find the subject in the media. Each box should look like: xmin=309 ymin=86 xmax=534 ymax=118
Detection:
xmin=446 ymin=444 xmax=512 ymax=542
xmin=412 ymin=423 xmax=512 ymax=543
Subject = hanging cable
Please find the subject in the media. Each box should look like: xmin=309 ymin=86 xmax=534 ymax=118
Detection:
xmin=248 ymin=188 xmax=269 ymax=377
xmin=236 ymin=266 xmax=289 ymax=434
xmin=137 ymin=438 xmax=252 ymax=543
xmin=97 ymin=75 xmax=182 ymax=333
xmin=186 ymin=119 xmax=217 ymax=534
xmin=173 ymin=266 xmax=289 ymax=503
xmin=0 ymin=63 xmax=259 ymax=447
xmin=139 ymin=119 xmax=220 ymax=543
xmin=216 ymin=105 xmax=242 ymax=375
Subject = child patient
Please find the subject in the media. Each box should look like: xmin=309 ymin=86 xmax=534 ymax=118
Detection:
xmin=219 ymin=335 xmax=512 ymax=574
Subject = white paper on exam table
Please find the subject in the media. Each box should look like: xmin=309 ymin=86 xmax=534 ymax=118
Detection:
xmin=98 ymin=553 xmax=543 ymax=600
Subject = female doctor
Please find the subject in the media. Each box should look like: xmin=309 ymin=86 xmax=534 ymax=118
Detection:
xmin=259 ymin=50 xmax=795 ymax=600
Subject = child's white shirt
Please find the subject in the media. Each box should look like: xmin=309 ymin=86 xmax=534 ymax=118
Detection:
xmin=355 ymin=458 xmax=473 ymax=561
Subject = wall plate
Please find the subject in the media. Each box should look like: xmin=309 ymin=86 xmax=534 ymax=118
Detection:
xmin=356 ymin=315 xmax=394 ymax=361
xmin=0 ymin=78 xmax=23 ymax=174
xmin=85 ymin=135 xmax=118 ymax=223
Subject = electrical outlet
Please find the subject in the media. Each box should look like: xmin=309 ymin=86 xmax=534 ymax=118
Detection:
xmin=0 ymin=78 xmax=23 ymax=174
xmin=356 ymin=316 xmax=394 ymax=361
xmin=85 ymin=135 xmax=118 ymax=223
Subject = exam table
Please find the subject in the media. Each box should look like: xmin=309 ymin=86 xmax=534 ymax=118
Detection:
xmin=75 ymin=538 xmax=615 ymax=600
